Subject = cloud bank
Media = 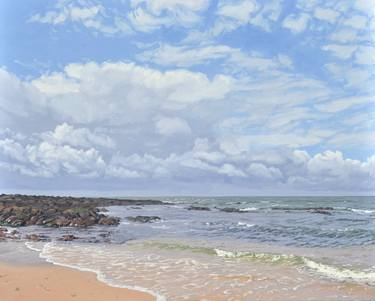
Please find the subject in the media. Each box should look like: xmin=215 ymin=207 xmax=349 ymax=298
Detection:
xmin=1 ymin=0 xmax=374 ymax=194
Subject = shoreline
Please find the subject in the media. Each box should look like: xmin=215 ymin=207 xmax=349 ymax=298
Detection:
xmin=0 ymin=260 xmax=155 ymax=301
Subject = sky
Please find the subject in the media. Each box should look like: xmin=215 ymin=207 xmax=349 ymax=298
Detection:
xmin=0 ymin=0 xmax=374 ymax=196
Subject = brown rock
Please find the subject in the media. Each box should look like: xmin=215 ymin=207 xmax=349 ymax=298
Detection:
xmin=59 ymin=234 xmax=78 ymax=241
xmin=26 ymin=234 xmax=41 ymax=241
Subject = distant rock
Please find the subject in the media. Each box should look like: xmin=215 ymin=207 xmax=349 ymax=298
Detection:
xmin=219 ymin=207 xmax=246 ymax=213
xmin=187 ymin=206 xmax=211 ymax=211
xmin=127 ymin=216 xmax=161 ymax=223
xmin=25 ymin=233 xmax=49 ymax=241
xmin=26 ymin=234 xmax=41 ymax=241
xmin=58 ymin=234 xmax=78 ymax=241
xmin=271 ymin=207 xmax=334 ymax=211
xmin=310 ymin=209 xmax=333 ymax=215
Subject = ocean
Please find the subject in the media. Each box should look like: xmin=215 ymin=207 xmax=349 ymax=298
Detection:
xmin=24 ymin=196 xmax=375 ymax=300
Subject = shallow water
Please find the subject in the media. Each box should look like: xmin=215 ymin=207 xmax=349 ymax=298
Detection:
xmin=22 ymin=196 xmax=375 ymax=300
xmin=26 ymin=238 xmax=375 ymax=301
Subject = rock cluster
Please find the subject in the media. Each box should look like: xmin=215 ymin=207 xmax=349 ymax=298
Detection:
xmin=0 ymin=205 xmax=119 ymax=228
xmin=0 ymin=194 xmax=165 ymax=228
xmin=0 ymin=227 xmax=20 ymax=240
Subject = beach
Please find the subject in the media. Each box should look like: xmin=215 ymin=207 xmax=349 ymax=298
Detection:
xmin=0 ymin=261 xmax=154 ymax=301
xmin=1 ymin=195 xmax=375 ymax=300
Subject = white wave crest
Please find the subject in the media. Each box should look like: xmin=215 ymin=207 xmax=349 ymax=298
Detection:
xmin=350 ymin=208 xmax=375 ymax=215
xmin=237 ymin=222 xmax=255 ymax=227
xmin=239 ymin=207 xmax=258 ymax=212
xmin=303 ymin=258 xmax=375 ymax=284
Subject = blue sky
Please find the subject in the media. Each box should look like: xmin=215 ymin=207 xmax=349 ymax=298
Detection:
xmin=0 ymin=0 xmax=374 ymax=195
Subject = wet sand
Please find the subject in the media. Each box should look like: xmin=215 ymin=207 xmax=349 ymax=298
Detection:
xmin=0 ymin=262 xmax=155 ymax=301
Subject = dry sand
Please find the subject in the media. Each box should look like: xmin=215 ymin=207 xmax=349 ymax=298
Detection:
xmin=0 ymin=262 xmax=155 ymax=301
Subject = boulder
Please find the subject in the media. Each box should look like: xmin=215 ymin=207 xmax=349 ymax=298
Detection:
xmin=26 ymin=234 xmax=42 ymax=241
xmin=98 ymin=216 xmax=120 ymax=225
xmin=59 ymin=234 xmax=78 ymax=241
xmin=310 ymin=209 xmax=332 ymax=215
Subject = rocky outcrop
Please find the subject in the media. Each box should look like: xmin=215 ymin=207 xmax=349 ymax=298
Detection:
xmin=0 ymin=205 xmax=119 ymax=228
xmin=0 ymin=194 xmax=166 ymax=228
xmin=126 ymin=216 xmax=161 ymax=223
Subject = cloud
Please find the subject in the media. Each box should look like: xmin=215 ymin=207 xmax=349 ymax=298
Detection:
xmin=247 ymin=163 xmax=282 ymax=180
xmin=183 ymin=0 xmax=282 ymax=42
xmin=354 ymin=0 xmax=375 ymax=15
xmin=137 ymin=43 xmax=281 ymax=72
xmin=128 ymin=0 xmax=210 ymax=32
xmin=315 ymin=95 xmax=372 ymax=113
xmin=343 ymin=15 xmax=368 ymax=30
xmin=155 ymin=117 xmax=191 ymax=136
xmin=321 ymin=44 xmax=357 ymax=59
xmin=30 ymin=4 xmax=103 ymax=25
xmin=41 ymin=123 xmax=115 ymax=149
xmin=217 ymin=0 xmax=258 ymax=24
xmin=0 ymin=138 xmax=26 ymax=162
xmin=277 ymin=54 xmax=294 ymax=69
xmin=355 ymin=46 xmax=375 ymax=65
xmin=0 ymin=139 xmax=106 ymax=179
xmin=29 ymin=1 xmax=133 ymax=35
xmin=29 ymin=61 xmax=234 ymax=123
xmin=28 ymin=141 xmax=106 ymax=178
xmin=137 ymin=44 xmax=233 ymax=67
xmin=330 ymin=28 xmax=358 ymax=43
xmin=1 ymin=127 xmax=374 ymax=192
xmin=282 ymin=13 xmax=310 ymax=34
xmin=307 ymin=151 xmax=362 ymax=179
xmin=327 ymin=131 xmax=375 ymax=149
xmin=0 ymin=68 xmax=45 ymax=119
xmin=219 ymin=132 xmax=325 ymax=154
xmin=249 ymin=0 xmax=283 ymax=31
xmin=313 ymin=7 xmax=339 ymax=24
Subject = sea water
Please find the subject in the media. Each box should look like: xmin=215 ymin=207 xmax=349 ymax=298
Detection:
xmin=25 ymin=196 xmax=375 ymax=300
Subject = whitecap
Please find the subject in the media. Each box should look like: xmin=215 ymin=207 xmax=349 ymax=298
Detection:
xmin=239 ymin=207 xmax=258 ymax=212
xmin=237 ymin=222 xmax=255 ymax=228
xmin=350 ymin=208 xmax=375 ymax=215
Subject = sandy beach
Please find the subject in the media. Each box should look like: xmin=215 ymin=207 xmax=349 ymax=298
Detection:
xmin=0 ymin=262 xmax=155 ymax=301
